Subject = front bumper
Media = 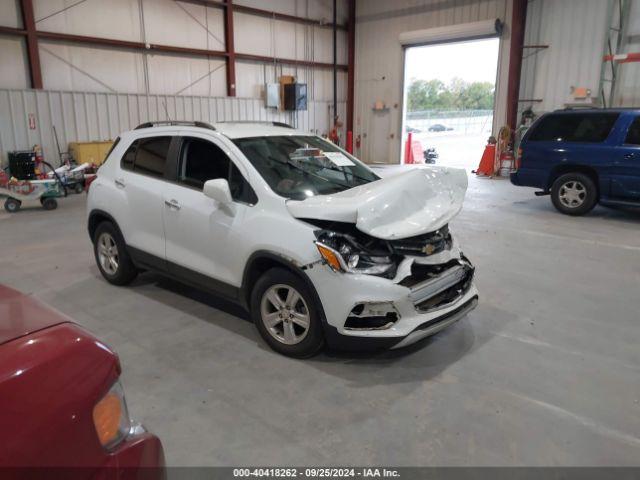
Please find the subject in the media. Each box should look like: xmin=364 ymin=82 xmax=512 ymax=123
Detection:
xmin=306 ymin=256 xmax=478 ymax=351
xmin=101 ymin=427 xmax=166 ymax=480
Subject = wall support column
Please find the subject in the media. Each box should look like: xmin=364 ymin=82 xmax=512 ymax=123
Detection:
xmin=346 ymin=0 xmax=356 ymax=134
xmin=506 ymin=0 xmax=527 ymax=129
xmin=224 ymin=0 xmax=236 ymax=97
xmin=20 ymin=0 xmax=43 ymax=89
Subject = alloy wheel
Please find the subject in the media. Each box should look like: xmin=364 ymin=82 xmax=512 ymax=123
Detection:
xmin=260 ymin=284 xmax=310 ymax=345
xmin=558 ymin=180 xmax=586 ymax=208
xmin=97 ymin=232 xmax=119 ymax=275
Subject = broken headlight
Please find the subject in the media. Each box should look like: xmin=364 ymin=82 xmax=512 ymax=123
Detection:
xmin=314 ymin=230 xmax=397 ymax=277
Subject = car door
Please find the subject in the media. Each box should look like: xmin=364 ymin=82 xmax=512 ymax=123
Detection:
xmin=162 ymin=133 xmax=258 ymax=297
xmin=611 ymin=115 xmax=640 ymax=200
xmin=117 ymin=135 xmax=173 ymax=261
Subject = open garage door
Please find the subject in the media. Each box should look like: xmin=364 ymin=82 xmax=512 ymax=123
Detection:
xmin=401 ymin=37 xmax=500 ymax=169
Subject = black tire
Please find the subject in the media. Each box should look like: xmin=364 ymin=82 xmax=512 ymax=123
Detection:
xmin=250 ymin=268 xmax=325 ymax=358
xmin=93 ymin=221 xmax=138 ymax=285
xmin=550 ymin=172 xmax=598 ymax=216
xmin=41 ymin=197 xmax=58 ymax=210
xmin=74 ymin=182 xmax=84 ymax=194
xmin=4 ymin=198 xmax=21 ymax=213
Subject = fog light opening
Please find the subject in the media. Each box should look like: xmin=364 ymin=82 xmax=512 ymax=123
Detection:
xmin=344 ymin=302 xmax=399 ymax=330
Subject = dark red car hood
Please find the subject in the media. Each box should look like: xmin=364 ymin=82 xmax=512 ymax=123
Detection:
xmin=0 ymin=284 xmax=69 ymax=345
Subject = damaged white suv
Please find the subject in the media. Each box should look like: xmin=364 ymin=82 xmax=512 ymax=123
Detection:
xmin=87 ymin=121 xmax=478 ymax=357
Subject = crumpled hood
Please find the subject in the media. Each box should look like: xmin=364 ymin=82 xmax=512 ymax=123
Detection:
xmin=286 ymin=166 xmax=468 ymax=240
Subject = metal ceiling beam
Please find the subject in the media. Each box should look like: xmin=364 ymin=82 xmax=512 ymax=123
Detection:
xmin=506 ymin=0 xmax=528 ymax=130
xmin=346 ymin=0 xmax=356 ymax=134
xmin=234 ymin=53 xmax=347 ymax=71
xmin=20 ymin=0 xmax=43 ymax=89
xmin=177 ymin=0 xmax=347 ymax=30
xmin=223 ymin=0 xmax=236 ymax=97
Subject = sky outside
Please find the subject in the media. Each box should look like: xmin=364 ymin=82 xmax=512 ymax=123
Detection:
xmin=405 ymin=37 xmax=500 ymax=85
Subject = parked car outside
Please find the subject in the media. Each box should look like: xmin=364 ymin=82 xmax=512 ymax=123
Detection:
xmin=428 ymin=124 xmax=453 ymax=132
xmin=511 ymin=109 xmax=640 ymax=215
xmin=406 ymin=126 xmax=422 ymax=134
xmin=87 ymin=121 xmax=477 ymax=358
xmin=0 ymin=284 xmax=165 ymax=476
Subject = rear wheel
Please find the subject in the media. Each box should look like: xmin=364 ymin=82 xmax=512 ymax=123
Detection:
xmin=74 ymin=182 xmax=84 ymax=194
xmin=93 ymin=222 xmax=138 ymax=285
xmin=251 ymin=268 xmax=324 ymax=358
xmin=4 ymin=198 xmax=21 ymax=213
xmin=551 ymin=173 xmax=598 ymax=216
xmin=41 ymin=197 xmax=58 ymax=210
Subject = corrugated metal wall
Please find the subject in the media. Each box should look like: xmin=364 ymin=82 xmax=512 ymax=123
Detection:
xmin=0 ymin=0 xmax=350 ymax=166
xmin=615 ymin=0 xmax=640 ymax=106
xmin=354 ymin=0 xmax=509 ymax=164
xmin=0 ymin=88 xmax=345 ymax=167
xmin=518 ymin=0 xmax=609 ymax=116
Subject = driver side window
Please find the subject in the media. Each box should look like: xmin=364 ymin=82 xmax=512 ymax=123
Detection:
xmin=178 ymin=137 xmax=257 ymax=205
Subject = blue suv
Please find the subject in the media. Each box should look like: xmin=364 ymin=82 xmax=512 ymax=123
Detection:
xmin=510 ymin=109 xmax=640 ymax=215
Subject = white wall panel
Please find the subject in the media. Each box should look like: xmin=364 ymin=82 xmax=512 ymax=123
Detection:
xmin=354 ymin=0 xmax=508 ymax=164
xmin=142 ymin=0 xmax=225 ymax=51
xmin=0 ymin=35 xmax=29 ymax=89
xmin=518 ymin=0 xmax=608 ymax=115
xmin=235 ymin=0 xmax=347 ymax=24
xmin=39 ymin=41 xmax=147 ymax=93
xmin=0 ymin=0 xmax=21 ymax=28
xmin=146 ymin=54 xmax=226 ymax=97
xmin=0 ymin=88 xmax=346 ymax=167
xmin=34 ymin=0 xmax=141 ymax=41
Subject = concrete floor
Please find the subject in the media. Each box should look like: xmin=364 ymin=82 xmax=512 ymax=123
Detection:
xmin=1 ymin=175 xmax=639 ymax=466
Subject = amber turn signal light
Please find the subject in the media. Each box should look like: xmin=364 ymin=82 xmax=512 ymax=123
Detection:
xmin=315 ymin=243 xmax=343 ymax=271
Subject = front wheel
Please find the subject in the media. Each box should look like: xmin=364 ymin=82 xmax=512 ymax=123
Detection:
xmin=41 ymin=197 xmax=58 ymax=210
xmin=550 ymin=173 xmax=598 ymax=216
xmin=251 ymin=268 xmax=325 ymax=358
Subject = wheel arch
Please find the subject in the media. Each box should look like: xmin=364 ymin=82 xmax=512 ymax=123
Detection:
xmin=88 ymin=209 xmax=124 ymax=242
xmin=241 ymin=251 xmax=327 ymax=324
xmin=547 ymin=164 xmax=600 ymax=194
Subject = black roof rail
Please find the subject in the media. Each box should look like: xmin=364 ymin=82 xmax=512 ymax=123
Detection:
xmin=214 ymin=120 xmax=294 ymax=129
xmin=135 ymin=121 xmax=216 ymax=130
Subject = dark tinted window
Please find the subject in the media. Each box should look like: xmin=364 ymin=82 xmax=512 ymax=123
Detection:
xmin=121 ymin=140 xmax=137 ymax=171
xmin=624 ymin=117 xmax=640 ymax=145
xmin=179 ymin=137 xmax=257 ymax=204
xmin=529 ymin=113 xmax=619 ymax=143
xmin=230 ymin=163 xmax=258 ymax=204
xmin=133 ymin=137 xmax=171 ymax=178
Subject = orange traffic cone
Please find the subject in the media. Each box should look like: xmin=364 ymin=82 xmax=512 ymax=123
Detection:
xmin=474 ymin=136 xmax=497 ymax=176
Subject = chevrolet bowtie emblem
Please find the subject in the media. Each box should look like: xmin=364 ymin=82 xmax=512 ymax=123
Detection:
xmin=422 ymin=244 xmax=435 ymax=255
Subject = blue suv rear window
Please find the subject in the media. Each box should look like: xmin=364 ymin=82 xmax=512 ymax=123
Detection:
xmin=529 ymin=113 xmax=619 ymax=143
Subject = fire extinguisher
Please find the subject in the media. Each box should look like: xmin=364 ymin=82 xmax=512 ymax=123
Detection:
xmin=33 ymin=145 xmax=46 ymax=179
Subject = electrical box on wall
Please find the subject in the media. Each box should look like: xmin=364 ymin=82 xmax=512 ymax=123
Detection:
xmin=284 ymin=83 xmax=307 ymax=111
xmin=265 ymin=83 xmax=279 ymax=108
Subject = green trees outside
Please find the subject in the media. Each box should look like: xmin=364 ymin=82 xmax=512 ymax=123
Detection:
xmin=406 ymin=77 xmax=495 ymax=111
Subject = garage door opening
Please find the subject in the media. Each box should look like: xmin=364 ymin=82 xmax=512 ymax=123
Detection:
xmin=401 ymin=37 xmax=500 ymax=169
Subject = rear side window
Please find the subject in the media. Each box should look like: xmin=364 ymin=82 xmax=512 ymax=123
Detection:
xmin=120 ymin=137 xmax=171 ymax=178
xmin=624 ymin=117 xmax=640 ymax=145
xmin=529 ymin=113 xmax=619 ymax=143
xmin=134 ymin=137 xmax=171 ymax=178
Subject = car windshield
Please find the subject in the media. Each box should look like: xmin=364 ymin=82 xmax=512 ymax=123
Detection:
xmin=233 ymin=135 xmax=379 ymax=200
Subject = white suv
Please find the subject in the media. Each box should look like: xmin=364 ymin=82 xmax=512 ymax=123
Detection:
xmin=87 ymin=121 xmax=478 ymax=357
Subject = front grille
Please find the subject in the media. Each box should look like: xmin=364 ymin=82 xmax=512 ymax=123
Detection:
xmin=414 ymin=266 xmax=474 ymax=312
xmin=388 ymin=225 xmax=451 ymax=257
xmin=399 ymin=259 xmax=461 ymax=288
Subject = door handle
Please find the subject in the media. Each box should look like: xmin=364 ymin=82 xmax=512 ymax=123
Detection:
xmin=164 ymin=199 xmax=181 ymax=210
xmin=624 ymin=153 xmax=635 ymax=159
xmin=114 ymin=178 xmax=125 ymax=188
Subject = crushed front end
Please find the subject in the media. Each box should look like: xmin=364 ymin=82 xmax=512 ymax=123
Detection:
xmin=305 ymin=220 xmax=478 ymax=351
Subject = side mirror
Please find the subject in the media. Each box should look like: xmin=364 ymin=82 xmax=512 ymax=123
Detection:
xmin=203 ymin=179 xmax=233 ymax=204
